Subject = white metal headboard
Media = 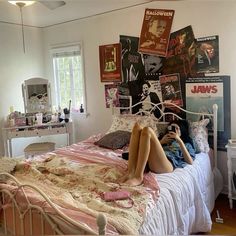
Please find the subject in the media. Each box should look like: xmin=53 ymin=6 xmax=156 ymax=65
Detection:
xmin=113 ymin=98 xmax=218 ymax=168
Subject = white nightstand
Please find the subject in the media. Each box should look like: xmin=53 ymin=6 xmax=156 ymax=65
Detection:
xmin=225 ymin=142 xmax=236 ymax=209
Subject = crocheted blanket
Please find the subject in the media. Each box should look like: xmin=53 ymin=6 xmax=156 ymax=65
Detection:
xmin=12 ymin=153 xmax=159 ymax=235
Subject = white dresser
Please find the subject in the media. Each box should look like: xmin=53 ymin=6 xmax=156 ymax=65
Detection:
xmin=2 ymin=122 xmax=73 ymax=157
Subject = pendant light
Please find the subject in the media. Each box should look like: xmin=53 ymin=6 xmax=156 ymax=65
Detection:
xmin=8 ymin=1 xmax=35 ymax=53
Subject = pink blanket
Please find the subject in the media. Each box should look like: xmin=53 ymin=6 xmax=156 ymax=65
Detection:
xmin=4 ymin=135 xmax=160 ymax=235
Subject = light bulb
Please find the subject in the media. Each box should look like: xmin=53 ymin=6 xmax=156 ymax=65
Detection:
xmin=8 ymin=1 xmax=35 ymax=7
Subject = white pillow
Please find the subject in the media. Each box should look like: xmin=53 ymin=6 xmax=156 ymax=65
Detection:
xmin=108 ymin=114 xmax=158 ymax=134
xmin=189 ymin=119 xmax=210 ymax=153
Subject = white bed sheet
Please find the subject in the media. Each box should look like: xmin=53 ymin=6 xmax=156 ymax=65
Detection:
xmin=140 ymin=152 xmax=214 ymax=235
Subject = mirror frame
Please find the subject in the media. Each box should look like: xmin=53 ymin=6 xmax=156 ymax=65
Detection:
xmin=22 ymin=78 xmax=52 ymax=114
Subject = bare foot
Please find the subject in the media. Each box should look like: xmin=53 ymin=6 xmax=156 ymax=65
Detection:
xmin=117 ymin=173 xmax=132 ymax=183
xmin=124 ymin=177 xmax=143 ymax=187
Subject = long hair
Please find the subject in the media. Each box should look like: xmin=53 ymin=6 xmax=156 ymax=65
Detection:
xmin=170 ymin=119 xmax=194 ymax=146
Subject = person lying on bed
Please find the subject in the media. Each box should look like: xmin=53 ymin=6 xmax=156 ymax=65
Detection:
xmin=120 ymin=119 xmax=196 ymax=186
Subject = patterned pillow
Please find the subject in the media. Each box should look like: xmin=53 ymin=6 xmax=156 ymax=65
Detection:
xmin=107 ymin=114 xmax=158 ymax=134
xmin=156 ymin=122 xmax=169 ymax=138
xmin=94 ymin=130 xmax=131 ymax=150
xmin=189 ymin=119 xmax=210 ymax=153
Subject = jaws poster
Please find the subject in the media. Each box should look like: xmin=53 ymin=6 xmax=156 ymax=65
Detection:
xmin=185 ymin=76 xmax=230 ymax=150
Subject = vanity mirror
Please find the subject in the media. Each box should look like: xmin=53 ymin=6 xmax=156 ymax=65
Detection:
xmin=22 ymin=78 xmax=52 ymax=114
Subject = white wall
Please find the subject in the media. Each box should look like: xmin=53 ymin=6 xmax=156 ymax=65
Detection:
xmin=43 ymin=0 xmax=235 ymax=139
xmin=42 ymin=0 xmax=236 ymax=191
xmin=0 ymin=1 xmax=235 ymax=189
xmin=0 ymin=23 xmax=45 ymax=156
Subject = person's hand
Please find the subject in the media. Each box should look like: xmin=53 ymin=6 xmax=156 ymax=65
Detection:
xmin=167 ymin=131 xmax=179 ymax=141
xmin=160 ymin=133 xmax=175 ymax=145
xmin=168 ymin=126 xmax=181 ymax=142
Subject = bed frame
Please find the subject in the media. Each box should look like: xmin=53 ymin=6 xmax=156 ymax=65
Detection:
xmin=0 ymin=101 xmax=219 ymax=235
xmin=0 ymin=173 xmax=106 ymax=235
xmin=114 ymin=99 xmax=218 ymax=167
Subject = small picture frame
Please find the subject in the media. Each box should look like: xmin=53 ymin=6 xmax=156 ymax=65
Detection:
xmin=99 ymin=43 xmax=121 ymax=82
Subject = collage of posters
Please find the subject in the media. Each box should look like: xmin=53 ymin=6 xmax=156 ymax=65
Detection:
xmin=99 ymin=7 xmax=228 ymax=149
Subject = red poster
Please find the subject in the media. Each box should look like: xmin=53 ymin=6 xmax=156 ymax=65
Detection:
xmin=99 ymin=43 xmax=121 ymax=82
xmin=138 ymin=8 xmax=175 ymax=57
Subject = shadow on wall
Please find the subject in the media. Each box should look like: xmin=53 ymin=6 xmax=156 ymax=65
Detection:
xmin=0 ymin=118 xmax=5 ymax=156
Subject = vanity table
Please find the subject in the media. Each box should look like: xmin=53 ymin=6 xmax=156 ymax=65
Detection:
xmin=3 ymin=77 xmax=73 ymax=157
xmin=2 ymin=122 xmax=73 ymax=157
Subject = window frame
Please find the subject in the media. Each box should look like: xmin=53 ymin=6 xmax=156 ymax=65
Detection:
xmin=50 ymin=42 xmax=87 ymax=114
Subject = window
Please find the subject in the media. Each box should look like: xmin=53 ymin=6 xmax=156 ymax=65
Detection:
xmin=51 ymin=44 xmax=86 ymax=113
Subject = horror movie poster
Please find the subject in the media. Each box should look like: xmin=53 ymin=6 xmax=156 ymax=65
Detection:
xmin=185 ymin=76 xmax=230 ymax=150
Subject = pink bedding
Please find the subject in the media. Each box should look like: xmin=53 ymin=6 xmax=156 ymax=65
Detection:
xmin=2 ymin=135 xmax=160 ymax=235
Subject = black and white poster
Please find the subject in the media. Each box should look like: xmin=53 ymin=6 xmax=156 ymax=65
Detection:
xmin=143 ymin=54 xmax=164 ymax=80
xmin=120 ymin=35 xmax=145 ymax=83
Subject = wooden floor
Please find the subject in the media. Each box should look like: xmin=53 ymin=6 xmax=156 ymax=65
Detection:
xmin=208 ymin=194 xmax=236 ymax=235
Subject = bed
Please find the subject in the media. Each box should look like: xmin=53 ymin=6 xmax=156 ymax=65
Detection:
xmin=0 ymin=101 xmax=222 ymax=235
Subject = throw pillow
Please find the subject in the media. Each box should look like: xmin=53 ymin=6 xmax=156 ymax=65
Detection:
xmin=107 ymin=114 xmax=157 ymax=134
xmin=95 ymin=130 xmax=131 ymax=150
xmin=189 ymin=119 xmax=210 ymax=153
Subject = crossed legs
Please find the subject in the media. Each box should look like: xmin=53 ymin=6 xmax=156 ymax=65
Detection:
xmin=123 ymin=122 xmax=173 ymax=186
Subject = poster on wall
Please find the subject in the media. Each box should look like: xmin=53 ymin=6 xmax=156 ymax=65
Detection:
xmin=99 ymin=43 xmax=122 ymax=82
xmin=185 ymin=76 xmax=231 ymax=150
xmin=163 ymin=25 xmax=199 ymax=78
xmin=120 ymin=35 xmax=145 ymax=83
xmin=138 ymin=8 xmax=175 ymax=57
xmin=137 ymin=80 xmax=163 ymax=118
xmin=143 ymin=54 xmax=164 ymax=80
xmin=104 ymin=84 xmax=120 ymax=108
xmin=166 ymin=25 xmax=195 ymax=58
xmin=196 ymin=35 xmax=219 ymax=73
xmin=159 ymin=73 xmax=183 ymax=106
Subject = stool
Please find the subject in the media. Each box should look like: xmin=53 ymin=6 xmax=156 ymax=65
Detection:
xmin=24 ymin=142 xmax=55 ymax=158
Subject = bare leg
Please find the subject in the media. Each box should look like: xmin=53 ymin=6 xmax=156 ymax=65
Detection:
xmin=118 ymin=122 xmax=142 ymax=183
xmin=125 ymin=127 xmax=173 ymax=186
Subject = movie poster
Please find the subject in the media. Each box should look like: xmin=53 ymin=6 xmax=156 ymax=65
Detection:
xmin=196 ymin=35 xmax=219 ymax=73
xmin=159 ymin=73 xmax=183 ymax=106
xmin=138 ymin=8 xmax=175 ymax=56
xmin=117 ymin=83 xmax=132 ymax=114
xmin=185 ymin=76 xmax=231 ymax=150
xmin=163 ymin=25 xmax=199 ymax=78
xmin=120 ymin=35 xmax=145 ymax=83
xmin=167 ymin=25 xmax=195 ymax=58
xmin=143 ymin=54 xmax=164 ymax=80
xmin=99 ymin=43 xmax=121 ymax=82
xmin=104 ymin=84 xmax=119 ymax=108
xmin=138 ymin=80 xmax=163 ymax=118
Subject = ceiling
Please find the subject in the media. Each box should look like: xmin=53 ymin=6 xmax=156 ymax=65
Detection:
xmin=0 ymin=0 xmax=153 ymax=28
